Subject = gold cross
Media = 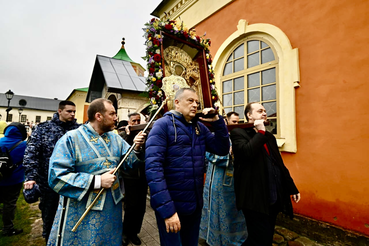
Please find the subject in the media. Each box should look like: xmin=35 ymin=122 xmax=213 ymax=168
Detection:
xmin=103 ymin=159 xmax=111 ymax=168
xmin=90 ymin=136 xmax=99 ymax=143
xmin=102 ymin=136 xmax=110 ymax=144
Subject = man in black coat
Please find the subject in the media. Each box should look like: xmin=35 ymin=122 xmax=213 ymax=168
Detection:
xmin=230 ymin=102 xmax=300 ymax=246
xmin=120 ymin=112 xmax=147 ymax=246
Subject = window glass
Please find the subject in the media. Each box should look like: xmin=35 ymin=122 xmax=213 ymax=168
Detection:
xmin=247 ymin=53 xmax=259 ymax=68
xmin=223 ymin=63 xmax=232 ymax=76
xmin=234 ymin=76 xmax=244 ymax=91
xmin=261 ymin=68 xmax=276 ymax=85
xmin=261 ymin=41 xmax=269 ymax=49
xmin=263 ymin=101 xmax=277 ymax=117
xmin=223 ymin=80 xmax=232 ymax=93
xmin=248 ymin=72 xmax=260 ymax=87
xmin=248 ymin=88 xmax=260 ymax=102
xmin=234 ymin=106 xmax=244 ymax=119
xmin=234 ymin=44 xmax=244 ymax=58
xmin=223 ymin=94 xmax=232 ymax=107
xmin=227 ymin=54 xmax=232 ymax=62
xmin=247 ymin=40 xmax=259 ymax=53
xmin=224 ymin=107 xmax=232 ymax=114
xmin=262 ymin=84 xmax=276 ymax=101
xmin=261 ymin=48 xmax=275 ymax=64
xmin=234 ymin=58 xmax=244 ymax=72
xmin=234 ymin=91 xmax=244 ymax=105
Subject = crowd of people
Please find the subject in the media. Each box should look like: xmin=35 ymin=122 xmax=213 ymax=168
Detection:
xmin=0 ymin=88 xmax=300 ymax=246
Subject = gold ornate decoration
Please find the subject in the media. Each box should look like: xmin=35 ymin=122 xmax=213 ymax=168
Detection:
xmin=102 ymin=136 xmax=110 ymax=144
xmin=103 ymin=159 xmax=111 ymax=168
xmin=163 ymin=46 xmax=204 ymax=110
xmin=90 ymin=136 xmax=99 ymax=143
xmin=162 ymin=74 xmax=189 ymax=111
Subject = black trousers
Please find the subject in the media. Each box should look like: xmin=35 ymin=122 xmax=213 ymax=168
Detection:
xmin=241 ymin=203 xmax=281 ymax=246
xmin=39 ymin=186 xmax=59 ymax=241
xmin=122 ymin=174 xmax=148 ymax=236
xmin=155 ymin=205 xmax=202 ymax=246
xmin=0 ymin=183 xmax=22 ymax=232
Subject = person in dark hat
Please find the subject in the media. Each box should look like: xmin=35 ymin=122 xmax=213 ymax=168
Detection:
xmin=0 ymin=122 xmax=27 ymax=236
xmin=117 ymin=120 xmax=128 ymax=134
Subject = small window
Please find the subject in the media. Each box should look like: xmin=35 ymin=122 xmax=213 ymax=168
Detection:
xmin=21 ymin=115 xmax=27 ymax=123
xmin=47 ymin=116 xmax=52 ymax=121
xmin=7 ymin=114 xmax=13 ymax=122
xmin=35 ymin=116 xmax=41 ymax=123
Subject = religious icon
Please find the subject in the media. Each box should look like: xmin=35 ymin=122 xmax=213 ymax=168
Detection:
xmin=162 ymin=46 xmax=204 ymax=111
xmin=159 ymin=31 xmax=213 ymax=111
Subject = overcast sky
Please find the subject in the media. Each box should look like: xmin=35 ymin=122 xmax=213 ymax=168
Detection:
xmin=0 ymin=0 xmax=162 ymax=100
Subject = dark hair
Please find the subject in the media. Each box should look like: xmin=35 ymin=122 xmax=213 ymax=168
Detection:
xmin=244 ymin=102 xmax=258 ymax=121
xmin=59 ymin=100 xmax=76 ymax=110
xmin=128 ymin=112 xmax=140 ymax=119
xmin=174 ymin=87 xmax=197 ymax=100
xmin=87 ymin=98 xmax=112 ymax=122
xmin=117 ymin=120 xmax=128 ymax=128
xmin=226 ymin=111 xmax=239 ymax=119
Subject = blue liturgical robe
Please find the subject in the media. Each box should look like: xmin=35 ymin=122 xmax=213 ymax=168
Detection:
xmin=200 ymin=152 xmax=247 ymax=246
xmin=47 ymin=123 xmax=143 ymax=246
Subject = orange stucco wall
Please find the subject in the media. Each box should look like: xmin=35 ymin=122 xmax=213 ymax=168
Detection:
xmin=195 ymin=0 xmax=369 ymax=236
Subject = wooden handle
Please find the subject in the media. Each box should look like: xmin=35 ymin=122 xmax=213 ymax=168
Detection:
xmin=71 ymin=99 xmax=167 ymax=232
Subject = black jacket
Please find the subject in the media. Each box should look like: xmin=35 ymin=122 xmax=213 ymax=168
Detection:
xmin=119 ymin=130 xmax=145 ymax=179
xmin=230 ymin=127 xmax=299 ymax=218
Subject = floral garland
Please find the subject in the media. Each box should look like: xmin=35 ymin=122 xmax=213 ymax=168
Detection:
xmin=143 ymin=18 xmax=218 ymax=110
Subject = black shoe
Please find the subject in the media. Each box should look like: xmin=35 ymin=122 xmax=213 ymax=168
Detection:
xmin=129 ymin=234 xmax=141 ymax=245
xmin=2 ymin=228 xmax=23 ymax=236
xmin=122 ymin=234 xmax=130 ymax=246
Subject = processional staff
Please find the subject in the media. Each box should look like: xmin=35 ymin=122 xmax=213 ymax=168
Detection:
xmin=71 ymin=98 xmax=167 ymax=232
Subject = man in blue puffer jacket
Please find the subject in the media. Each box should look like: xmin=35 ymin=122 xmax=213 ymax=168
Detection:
xmin=146 ymin=88 xmax=230 ymax=246
xmin=0 ymin=122 xmax=27 ymax=236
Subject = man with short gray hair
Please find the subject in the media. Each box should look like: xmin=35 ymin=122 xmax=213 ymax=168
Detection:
xmin=146 ymin=88 xmax=230 ymax=246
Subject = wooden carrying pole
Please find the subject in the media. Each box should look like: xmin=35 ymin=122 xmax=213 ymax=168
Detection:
xmin=71 ymin=99 xmax=166 ymax=232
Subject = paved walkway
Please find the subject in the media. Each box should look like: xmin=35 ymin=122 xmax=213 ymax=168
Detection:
xmin=25 ymin=198 xmax=323 ymax=245
xmin=124 ymin=199 xmax=323 ymax=246
xmin=124 ymin=201 xmax=210 ymax=246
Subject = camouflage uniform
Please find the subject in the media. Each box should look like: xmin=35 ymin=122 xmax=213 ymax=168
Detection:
xmin=23 ymin=113 xmax=80 ymax=241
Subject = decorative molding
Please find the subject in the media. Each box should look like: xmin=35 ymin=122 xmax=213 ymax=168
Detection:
xmin=166 ymin=0 xmax=198 ymax=20
xmin=213 ymin=19 xmax=300 ymax=153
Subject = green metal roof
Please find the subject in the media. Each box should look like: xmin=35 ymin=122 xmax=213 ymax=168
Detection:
xmin=75 ymin=87 xmax=88 ymax=92
xmin=112 ymin=38 xmax=133 ymax=62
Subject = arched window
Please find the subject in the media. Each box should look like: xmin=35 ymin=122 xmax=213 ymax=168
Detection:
xmin=213 ymin=20 xmax=300 ymax=152
xmin=221 ymin=39 xmax=278 ymax=134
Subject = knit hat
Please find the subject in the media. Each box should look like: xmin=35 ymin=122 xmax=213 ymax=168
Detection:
xmin=4 ymin=122 xmax=27 ymax=140
xmin=23 ymin=184 xmax=41 ymax=203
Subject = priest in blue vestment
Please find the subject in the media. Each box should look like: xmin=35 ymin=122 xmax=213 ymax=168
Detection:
xmin=47 ymin=98 xmax=146 ymax=246
xmin=200 ymin=112 xmax=247 ymax=245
